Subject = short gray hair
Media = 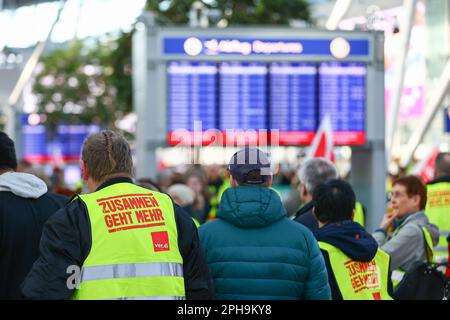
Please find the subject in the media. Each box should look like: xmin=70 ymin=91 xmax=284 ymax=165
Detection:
xmin=298 ymin=158 xmax=338 ymax=194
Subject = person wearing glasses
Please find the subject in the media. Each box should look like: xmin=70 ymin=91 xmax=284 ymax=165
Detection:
xmin=372 ymin=176 xmax=439 ymax=287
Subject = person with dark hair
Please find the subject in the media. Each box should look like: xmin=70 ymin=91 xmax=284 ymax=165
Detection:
xmin=136 ymin=177 xmax=161 ymax=192
xmin=425 ymin=152 xmax=450 ymax=262
xmin=186 ymin=172 xmax=211 ymax=224
xmin=21 ymin=130 xmax=214 ymax=300
xmin=0 ymin=132 xmax=67 ymax=299
xmin=199 ymin=147 xmax=331 ymax=300
xmin=372 ymin=175 xmax=439 ymax=286
xmin=312 ymin=179 xmax=393 ymax=300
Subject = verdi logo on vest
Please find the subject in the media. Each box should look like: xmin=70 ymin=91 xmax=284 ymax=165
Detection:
xmin=151 ymin=231 xmax=170 ymax=252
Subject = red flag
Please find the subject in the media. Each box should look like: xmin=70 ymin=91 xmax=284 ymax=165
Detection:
xmin=307 ymin=115 xmax=335 ymax=162
xmin=411 ymin=145 xmax=440 ymax=183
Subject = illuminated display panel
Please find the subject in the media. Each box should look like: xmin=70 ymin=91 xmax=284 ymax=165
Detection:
xmin=22 ymin=121 xmax=100 ymax=163
xmin=318 ymin=62 xmax=366 ymax=145
xmin=219 ymin=62 xmax=267 ymax=130
xmin=167 ymin=61 xmax=217 ymax=145
xmin=270 ymin=62 xmax=317 ymax=145
xmin=166 ymin=61 xmax=367 ymax=146
xmin=22 ymin=125 xmax=47 ymax=161
xmin=218 ymin=62 xmax=267 ymax=145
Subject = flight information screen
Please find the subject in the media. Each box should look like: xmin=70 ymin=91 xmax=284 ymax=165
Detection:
xmin=318 ymin=62 xmax=366 ymax=145
xmin=219 ymin=62 xmax=267 ymax=131
xmin=21 ymin=120 xmax=100 ymax=163
xmin=167 ymin=61 xmax=366 ymax=146
xmin=270 ymin=62 xmax=317 ymax=145
xmin=167 ymin=61 xmax=217 ymax=145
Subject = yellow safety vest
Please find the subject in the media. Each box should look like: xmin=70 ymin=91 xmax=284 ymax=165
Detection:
xmin=353 ymin=202 xmax=365 ymax=227
xmin=318 ymin=241 xmax=392 ymax=300
xmin=72 ymin=182 xmax=185 ymax=300
xmin=425 ymin=182 xmax=450 ymax=261
xmin=207 ymin=178 xmax=230 ymax=221
xmin=391 ymin=226 xmax=435 ymax=288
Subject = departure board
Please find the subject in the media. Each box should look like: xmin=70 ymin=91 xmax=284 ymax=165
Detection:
xmin=318 ymin=62 xmax=366 ymax=145
xmin=219 ymin=62 xmax=267 ymax=131
xmin=166 ymin=61 xmax=367 ymax=146
xmin=21 ymin=120 xmax=100 ymax=163
xmin=22 ymin=125 xmax=47 ymax=161
xmin=167 ymin=61 xmax=217 ymax=131
xmin=270 ymin=62 xmax=317 ymax=145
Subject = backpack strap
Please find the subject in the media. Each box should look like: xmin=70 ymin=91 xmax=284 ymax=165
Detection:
xmin=421 ymin=226 xmax=435 ymax=264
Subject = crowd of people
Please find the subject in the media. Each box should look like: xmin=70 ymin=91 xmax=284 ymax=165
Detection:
xmin=0 ymin=129 xmax=449 ymax=300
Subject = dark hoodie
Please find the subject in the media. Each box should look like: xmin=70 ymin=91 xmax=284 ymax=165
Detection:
xmin=313 ymin=220 xmax=393 ymax=300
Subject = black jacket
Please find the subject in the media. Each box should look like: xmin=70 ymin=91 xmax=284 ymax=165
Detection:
xmin=427 ymin=176 xmax=450 ymax=186
xmin=21 ymin=177 xmax=214 ymax=300
xmin=313 ymin=220 xmax=393 ymax=300
xmin=293 ymin=201 xmax=319 ymax=232
xmin=0 ymin=188 xmax=67 ymax=299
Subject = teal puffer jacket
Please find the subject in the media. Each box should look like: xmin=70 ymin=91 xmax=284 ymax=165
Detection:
xmin=199 ymin=186 xmax=331 ymax=300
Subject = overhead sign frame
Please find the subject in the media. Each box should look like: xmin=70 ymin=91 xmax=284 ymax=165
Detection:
xmin=133 ymin=24 xmax=385 ymax=232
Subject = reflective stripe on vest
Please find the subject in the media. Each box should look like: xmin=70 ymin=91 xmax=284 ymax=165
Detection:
xmin=392 ymin=226 xmax=435 ymax=288
xmin=425 ymin=182 xmax=450 ymax=259
xmin=72 ymin=182 xmax=185 ymax=300
xmin=80 ymin=262 xmax=183 ymax=282
xmin=318 ymin=241 xmax=392 ymax=300
xmin=353 ymin=202 xmax=365 ymax=227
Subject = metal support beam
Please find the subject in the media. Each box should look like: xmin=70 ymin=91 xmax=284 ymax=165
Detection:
xmin=386 ymin=0 xmax=417 ymax=164
xmin=400 ymin=58 xmax=450 ymax=168
xmin=326 ymin=0 xmax=352 ymax=30
xmin=133 ymin=12 xmax=164 ymax=180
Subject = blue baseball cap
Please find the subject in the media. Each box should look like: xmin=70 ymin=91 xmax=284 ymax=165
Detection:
xmin=227 ymin=147 xmax=271 ymax=184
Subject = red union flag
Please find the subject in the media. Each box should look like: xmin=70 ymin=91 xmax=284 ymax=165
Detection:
xmin=412 ymin=146 xmax=440 ymax=183
xmin=307 ymin=115 xmax=335 ymax=162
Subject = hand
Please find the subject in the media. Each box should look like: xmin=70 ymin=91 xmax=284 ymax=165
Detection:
xmin=380 ymin=211 xmax=397 ymax=230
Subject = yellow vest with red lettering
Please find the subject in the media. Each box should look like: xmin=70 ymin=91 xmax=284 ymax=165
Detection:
xmin=319 ymin=241 xmax=392 ymax=300
xmin=72 ymin=182 xmax=185 ymax=300
xmin=425 ymin=181 xmax=450 ymax=261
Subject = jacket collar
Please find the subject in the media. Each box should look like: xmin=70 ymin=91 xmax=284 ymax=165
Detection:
xmin=427 ymin=176 xmax=450 ymax=185
xmin=395 ymin=210 xmax=424 ymax=229
xmin=295 ymin=201 xmax=313 ymax=218
xmin=96 ymin=177 xmax=133 ymax=192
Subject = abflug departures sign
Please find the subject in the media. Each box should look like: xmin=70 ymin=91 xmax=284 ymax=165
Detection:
xmin=163 ymin=33 xmax=371 ymax=146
